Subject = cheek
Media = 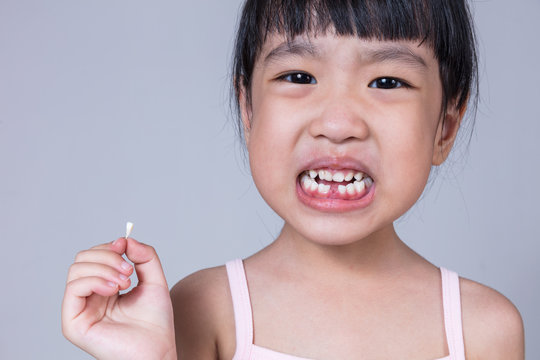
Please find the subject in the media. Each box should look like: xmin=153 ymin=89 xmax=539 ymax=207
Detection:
xmin=249 ymin=88 xmax=285 ymax=145
xmin=247 ymin=102 xmax=295 ymax=198
xmin=248 ymin=85 xmax=306 ymax=162
xmin=378 ymin=107 xmax=439 ymax=196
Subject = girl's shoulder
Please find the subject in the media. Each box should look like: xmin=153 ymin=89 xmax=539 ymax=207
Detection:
xmin=459 ymin=276 xmax=524 ymax=359
xmin=170 ymin=265 xmax=236 ymax=360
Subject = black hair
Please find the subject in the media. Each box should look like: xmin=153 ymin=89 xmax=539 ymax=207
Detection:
xmin=231 ymin=0 xmax=478 ymax=141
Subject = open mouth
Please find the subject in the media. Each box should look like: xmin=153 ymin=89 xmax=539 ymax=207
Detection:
xmin=299 ymin=168 xmax=374 ymax=200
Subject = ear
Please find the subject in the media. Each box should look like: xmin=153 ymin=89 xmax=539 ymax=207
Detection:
xmin=238 ymin=80 xmax=252 ymax=147
xmin=432 ymin=101 xmax=466 ymax=165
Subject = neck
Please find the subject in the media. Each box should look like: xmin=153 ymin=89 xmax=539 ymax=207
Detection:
xmin=267 ymin=222 xmax=419 ymax=282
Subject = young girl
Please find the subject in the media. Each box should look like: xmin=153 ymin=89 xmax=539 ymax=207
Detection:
xmin=61 ymin=0 xmax=524 ymax=359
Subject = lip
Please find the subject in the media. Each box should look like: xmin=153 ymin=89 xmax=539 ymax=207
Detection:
xmin=295 ymin=156 xmax=376 ymax=213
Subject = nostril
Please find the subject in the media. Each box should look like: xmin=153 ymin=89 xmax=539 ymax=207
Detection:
xmin=309 ymin=112 xmax=370 ymax=143
xmin=315 ymin=134 xmax=362 ymax=144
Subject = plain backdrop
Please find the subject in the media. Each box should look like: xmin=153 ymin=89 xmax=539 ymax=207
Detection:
xmin=0 ymin=0 xmax=538 ymax=358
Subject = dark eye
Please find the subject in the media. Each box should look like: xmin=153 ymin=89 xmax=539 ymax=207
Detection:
xmin=279 ymin=72 xmax=317 ymax=84
xmin=368 ymin=77 xmax=408 ymax=89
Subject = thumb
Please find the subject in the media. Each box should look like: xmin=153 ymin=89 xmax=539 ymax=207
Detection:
xmin=125 ymin=237 xmax=168 ymax=288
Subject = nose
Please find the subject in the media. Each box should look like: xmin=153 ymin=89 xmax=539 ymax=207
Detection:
xmin=308 ymin=88 xmax=370 ymax=144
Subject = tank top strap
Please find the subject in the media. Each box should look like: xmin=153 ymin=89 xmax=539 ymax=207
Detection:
xmin=226 ymin=259 xmax=254 ymax=360
xmin=440 ymin=267 xmax=466 ymax=360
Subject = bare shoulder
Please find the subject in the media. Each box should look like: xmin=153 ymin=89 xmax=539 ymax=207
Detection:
xmin=170 ymin=265 xmax=236 ymax=360
xmin=459 ymin=276 xmax=524 ymax=360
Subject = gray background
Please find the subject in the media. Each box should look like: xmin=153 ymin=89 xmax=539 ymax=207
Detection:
xmin=0 ymin=0 xmax=538 ymax=358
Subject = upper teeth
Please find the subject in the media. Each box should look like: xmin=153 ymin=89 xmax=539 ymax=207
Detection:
xmin=318 ymin=170 xmax=333 ymax=181
xmin=307 ymin=169 xmax=365 ymax=183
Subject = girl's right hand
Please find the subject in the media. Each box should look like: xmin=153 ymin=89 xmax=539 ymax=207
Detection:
xmin=61 ymin=237 xmax=177 ymax=360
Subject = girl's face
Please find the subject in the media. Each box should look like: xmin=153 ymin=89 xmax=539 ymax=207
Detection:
xmin=241 ymin=33 xmax=460 ymax=246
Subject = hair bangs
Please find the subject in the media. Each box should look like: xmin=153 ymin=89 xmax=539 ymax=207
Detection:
xmin=255 ymin=0 xmax=434 ymax=58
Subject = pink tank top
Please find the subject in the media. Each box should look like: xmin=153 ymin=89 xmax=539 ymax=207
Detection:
xmin=226 ymin=259 xmax=465 ymax=360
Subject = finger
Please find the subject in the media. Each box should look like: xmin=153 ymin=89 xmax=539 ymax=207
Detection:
xmin=67 ymin=262 xmax=131 ymax=289
xmin=62 ymin=276 xmax=119 ymax=323
xmin=74 ymin=249 xmax=133 ymax=276
xmin=125 ymin=238 xmax=168 ymax=287
xmin=91 ymin=237 xmax=127 ymax=254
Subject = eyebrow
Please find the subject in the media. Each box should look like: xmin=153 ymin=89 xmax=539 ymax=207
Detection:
xmin=362 ymin=45 xmax=428 ymax=70
xmin=263 ymin=39 xmax=428 ymax=71
xmin=263 ymin=40 xmax=320 ymax=65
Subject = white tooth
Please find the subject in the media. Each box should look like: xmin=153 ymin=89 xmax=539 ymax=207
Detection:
xmin=302 ymin=176 xmax=311 ymax=189
xmin=338 ymin=185 xmax=346 ymax=194
xmin=344 ymin=172 xmax=354 ymax=181
xmin=332 ymin=172 xmax=345 ymax=182
xmin=125 ymin=222 xmax=134 ymax=239
xmin=310 ymin=181 xmax=318 ymax=191
xmin=318 ymin=183 xmax=330 ymax=194
xmin=354 ymin=172 xmax=364 ymax=181
xmin=346 ymin=183 xmax=355 ymax=195
xmin=363 ymin=177 xmax=373 ymax=187
xmin=319 ymin=170 xmax=327 ymax=181
xmin=309 ymin=170 xmax=318 ymax=179
xmin=354 ymin=180 xmax=365 ymax=192
xmin=324 ymin=172 xmax=333 ymax=181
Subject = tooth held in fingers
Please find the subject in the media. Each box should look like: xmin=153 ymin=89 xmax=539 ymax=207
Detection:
xmin=125 ymin=222 xmax=134 ymax=239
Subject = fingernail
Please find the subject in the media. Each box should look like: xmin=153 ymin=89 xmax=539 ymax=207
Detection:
xmin=121 ymin=261 xmax=132 ymax=271
xmin=119 ymin=273 xmax=128 ymax=281
xmin=107 ymin=281 xmax=118 ymax=288
xmin=112 ymin=238 xmax=118 ymax=245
